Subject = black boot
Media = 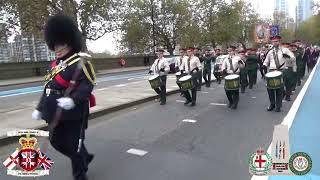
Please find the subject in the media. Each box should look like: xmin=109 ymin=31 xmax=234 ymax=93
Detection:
xmin=275 ymin=107 xmax=281 ymax=112
xmin=285 ymin=96 xmax=291 ymax=101
xmin=267 ymin=105 xmax=275 ymax=111
xmin=190 ymin=102 xmax=196 ymax=106
xmin=184 ymin=100 xmax=191 ymax=105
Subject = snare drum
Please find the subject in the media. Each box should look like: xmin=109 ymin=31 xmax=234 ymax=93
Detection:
xmin=175 ymin=72 xmax=183 ymax=79
xmin=224 ymin=74 xmax=240 ymax=90
xmin=179 ymin=75 xmax=194 ymax=91
xmin=148 ymin=75 xmax=161 ymax=89
xmin=265 ymin=71 xmax=283 ymax=89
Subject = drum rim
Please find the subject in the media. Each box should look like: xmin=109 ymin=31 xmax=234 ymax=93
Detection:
xmin=175 ymin=72 xmax=182 ymax=75
xmin=149 ymin=74 xmax=160 ymax=80
xmin=265 ymin=71 xmax=282 ymax=77
xmin=225 ymin=74 xmax=239 ymax=79
xmin=179 ymin=75 xmax=192 ymax=81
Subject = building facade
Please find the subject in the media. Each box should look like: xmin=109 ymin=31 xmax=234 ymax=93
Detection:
xmin=297 ymin=0 xmax=313 ymax=23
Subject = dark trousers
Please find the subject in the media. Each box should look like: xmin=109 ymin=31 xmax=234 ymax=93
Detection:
xmin=225 ymin=89 xmax=239 ymax=106
xmin=183 ymin=77 xmax=197 ymax=103
xmin=49 ymin=121 xmax=91 ymax=179
xmin=197 ymin=71 xmax=202 ymax=90
xmin=247 ymin=69 xmax=257 ymax=88
xmin=214 ymin=72 xmax=222 ymax=84
xmin=154 ymin=75 xmax=167 ymax=103
xmin=267 ymin=87 xmax=284 ymax=108
xmin=203 ymin=68 xmax=211 ymax=87
xmin=240 ymin=70 xmax=248 ymax=93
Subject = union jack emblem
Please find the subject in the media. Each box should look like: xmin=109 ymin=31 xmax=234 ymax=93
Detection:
xmin=37 ymin=151 xmax=54 ymax=170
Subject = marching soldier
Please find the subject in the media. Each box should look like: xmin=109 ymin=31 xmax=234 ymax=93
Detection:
xmin=175 ymin=48 xmax=186 ymax=96
xmin=32 ymin=15 xmax=96 ymax=180
xmin=292 ymin=40 xmax=305 ymax=86
xmin=246 ymin=49 xmax=260 ymax=89
xmin=289 ymin=44 xmax=299 ymax=92
xmin=238 ymin=50 xmax=248 ymax=93
xmin=194 ymin=47 xmax=203 ymax=91
xmin=148 ymin=49 xmax=170 ymax=105
xmin=213 ymin=48 xmax=222 ymax=84
xmin=222 ymin=46 xmax=244 ymax=109
xmin=180 ymin=47 xmax=202 ymax=106
xmin=262 ymin=36 xmax=296 ymax=112
xmin=202 ymin=48 xmax=213 ymax=87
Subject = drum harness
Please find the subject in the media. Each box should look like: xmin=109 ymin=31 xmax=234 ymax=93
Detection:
xmin=228 ymin=56 xmax=239 ymax=74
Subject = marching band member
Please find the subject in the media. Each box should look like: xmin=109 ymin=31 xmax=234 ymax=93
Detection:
xmin=202 ymin=48 xmax=213 ymax=87
xmin=180 ymin=47 xmax=202 ymax=106
xmin=238 ymin=50 xmax=248 ymax=93
xmin=262 ymin=36 xmax=295 ymax=112
xmin=292 ymin=40 xmax=305 ymax=86
xmin=213 ymin=48 xmax=222 ymax=84
xmin=246 ymin=49 xmax=260 ymax=89
xmin=222 ymin=46 xmax=244 ymax=109
xmin=148 ymin=49 xmax=170 ymax=105
xmin=175 ymin=48 xmax=186 ymax=95
xmin=194 ymin=47 xmax=203 ymax=91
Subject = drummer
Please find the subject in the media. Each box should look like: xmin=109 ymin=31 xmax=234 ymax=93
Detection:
xmin=175 ymin=48 xmax=186 ymax=96
xmin=221 ymin=46 xmax=244 ymax=109
xmin=148 ymin=48 xmax=170 ymax=105
xmin=238 ymin=50 xmax=248 ymax=93
xmin=262 ymin=36 xmax=296 ymax=112
xmin=180 ymin=47 xmax=202 ymax=106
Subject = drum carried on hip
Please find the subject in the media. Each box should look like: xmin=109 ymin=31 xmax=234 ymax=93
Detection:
xmin=148 ymin=74 xmax=161 ymax=89
xmin=175 ymin=72 xmax=183 ymax=79
xmin=178 ymin=75 xmax=194 ymax=91
xmin=265 ymin=71 xmax=283 ymax=89
xmin=224 ymin=74 xmax=240 ymax=90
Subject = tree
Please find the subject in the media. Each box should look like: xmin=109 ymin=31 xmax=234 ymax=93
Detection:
xmin=1 ymin=0 xmax=123 ymax=50
xmin=296 ymin=14 xmax=320 ymax=44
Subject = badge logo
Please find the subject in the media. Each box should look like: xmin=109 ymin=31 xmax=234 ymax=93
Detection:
xmin=249 ymin=149 xmax=272 ymax=175
xmin=289 ymin=152 xmax=312 ymax=176
xmin=2 ymin=130 xmax=54 ymax=177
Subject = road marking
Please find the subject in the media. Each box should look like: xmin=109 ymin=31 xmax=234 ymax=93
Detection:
xmin=182 ymin=119 xmax=197 ymax=123
xmin=251 ymin=57 xmax=320 ymax=180
xmin=126 ymin=148 xmax=148 ymax=156
xmin=210 ymin=103 xmax=227 ymax=106
xmin=252 ymin=97 xmax=257 ymax=99
xmin=96 ymin=88 xmax=109 ymax=91
xmin=128 ymin=78 xmax=135 ymax=81
xmin=115 ymin=84 xmax=126 ymax=87
xmin=176 ymin=100 xmax=185 ymax=103
xmin=201 ymin=91 xmax=209 ymax=94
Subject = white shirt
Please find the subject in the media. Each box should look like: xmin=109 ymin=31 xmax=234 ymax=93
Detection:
xmin=175 ymin=56 xmax=185 ymax=70
xmin=221 ymin=55 xmax=243 ymax=74
xmin=150 ymin=57 xmax=170 ymax=76
xmin=263 ymin=47 xmax=296 ymax=70
xmin=181 ymin=55 xmax=202 ymax=74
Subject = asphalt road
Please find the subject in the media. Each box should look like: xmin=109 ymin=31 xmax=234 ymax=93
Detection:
xmin=0 ymin=74 xmax=302 ymax=180
xmin=0 ymin=69 xmax=149 ymax=112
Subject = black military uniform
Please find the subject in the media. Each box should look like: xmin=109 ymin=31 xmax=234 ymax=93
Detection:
xmin=238 ymin=50 xmax=248 ymax=93
xmin=245 ymin=49 xmax=260 ymax=89
xmin=34 ymin=15 xmax=96 ymax=180
xmin=213 ymin=49 xmax=222 ymax=84
xmin=202 ymin=49 xmax=212 ymax=87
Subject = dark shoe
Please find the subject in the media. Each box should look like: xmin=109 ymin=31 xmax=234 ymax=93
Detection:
xmin=231 ymin=104 xmax=237 ymax=109
xmin=275 ymin=107 xmax=281 ymax=112
xmin=184 ymin=100 xmax=191 ymax=105
xmin=87 ymin=154 xmax=94 ymax=165
xmin=249 ymin=86 xmax=253 ymax=89
xmin=197 ymin=88 xmax=201 ymax=91
xmin=267 ymin=105 xmax=275 ymax=111
xmin=160 ymin=101 xmax=166 ymax=105
xmin=75 ymin=173 xmax=88 ymax=180
xmin=228 ymin=103 xmax=232 ymax=108
xmin=285 ymin=96 xmax=291 ymax=101
xmin=206 ymin=84 xmax=210 ymax=87
xmin=241 ymin=87 xmax=245 ymax=93
xmin=218 ymin=80 xmax=221 ymax=84
xmin=190 ymin=102 xmax=196 ymax=106
xmin=297 ymin=81 xmax=301 ymax=86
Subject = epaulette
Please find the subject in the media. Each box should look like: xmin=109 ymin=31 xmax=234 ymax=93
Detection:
xmin=78 ymin=52 xmax=97 ymax=86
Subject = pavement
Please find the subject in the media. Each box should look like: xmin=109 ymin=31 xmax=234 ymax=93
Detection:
xmin=0 ymin=67 xmax=308 ymax=180
xmin=0 ymin=66 xmax=149 ymax=87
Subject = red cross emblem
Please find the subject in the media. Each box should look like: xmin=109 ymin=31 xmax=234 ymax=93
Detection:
xmin=255 ymin=154 xmax=267 ymax=168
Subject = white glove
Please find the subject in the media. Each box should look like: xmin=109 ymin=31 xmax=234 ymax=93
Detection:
xmin=57 ymin=97 xmax=75 ymax=110
xmin=32 ymin=110 xmax=42 ymax=120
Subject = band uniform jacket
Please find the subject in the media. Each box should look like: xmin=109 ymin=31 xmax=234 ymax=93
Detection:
xmin=180 ymin=55 xmax=202 ymax=74
xmin=150 ymin=57 xmax=170 ymax=76
xmin=36 ymin=53 xmax=96 ymax=128
xmin=221 ymin=55 xmax=243 ymax=74
xmin=263 ymin=47 xmax=295 ymax=71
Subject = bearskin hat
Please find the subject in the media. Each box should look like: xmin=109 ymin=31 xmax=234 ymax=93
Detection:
xmin=44 ymin=14 xmax=82 ymax=53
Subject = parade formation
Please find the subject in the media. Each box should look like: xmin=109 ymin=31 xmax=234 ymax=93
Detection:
xmin=21 ymin=14 xmax=319 ymax=180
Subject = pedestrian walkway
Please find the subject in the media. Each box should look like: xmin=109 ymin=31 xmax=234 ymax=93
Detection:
xmin=0 ymin=66 xmax=149 ymax=87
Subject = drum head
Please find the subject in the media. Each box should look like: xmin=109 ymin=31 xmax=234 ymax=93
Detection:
xmin=266 ymin=71 xmax=282 ymax=78
xmin=225 ymin=74 xmax=239 ymax=80
xmin=176 ymin=72 xmax=181 ymax=75
xmin=149 ymin=74 xmax=159 ymax=80
xmin=179 ymin=75 xmax=192 ymax=81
